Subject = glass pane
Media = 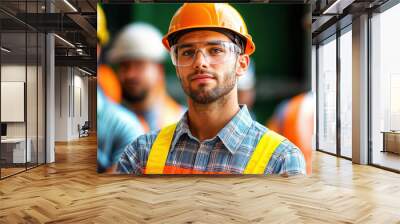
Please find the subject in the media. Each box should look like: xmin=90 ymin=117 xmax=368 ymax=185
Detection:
xmin=1 ymin=30 xmax=27 ymax=177
xmin=1 ymin=1 xmax=46 ymax=178
xmin=371 ymin=3 xmax=400 ymax=171
xmin=339 ymin=29 xmax=352 ymax=158
xmin=317 ymin=36 xmax=337 ymax=154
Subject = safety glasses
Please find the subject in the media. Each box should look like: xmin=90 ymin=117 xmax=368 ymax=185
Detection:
xmin=170 ymin=41 xmax=241 ymax=67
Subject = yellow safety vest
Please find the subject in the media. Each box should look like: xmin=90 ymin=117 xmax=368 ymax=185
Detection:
xmin=145 ymin=123 xmax=285 ymax=174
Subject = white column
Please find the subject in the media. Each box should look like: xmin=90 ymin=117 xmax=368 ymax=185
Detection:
xmin=45 ymin=0 xmax=55 ymax=163
xmin=352 ymin=14 xmax=369 ymax=164
xmin=46 ymin=33 xmax=55 ymax=163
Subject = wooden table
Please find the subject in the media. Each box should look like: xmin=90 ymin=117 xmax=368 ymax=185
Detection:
xmin=381 ymin=131 xmax=400 ymax=154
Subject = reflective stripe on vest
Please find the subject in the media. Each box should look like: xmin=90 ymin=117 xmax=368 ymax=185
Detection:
xmin=243 ymin=130 xmax=285 ymax=174
xmin=144 ymin=123 xmax=286 ymax=174
xmin=145 ymin=123 xmax=178 ymax=174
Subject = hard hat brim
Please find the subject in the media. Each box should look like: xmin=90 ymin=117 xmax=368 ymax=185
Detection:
xmin=162 ymin=26 xmax=255 ymax=56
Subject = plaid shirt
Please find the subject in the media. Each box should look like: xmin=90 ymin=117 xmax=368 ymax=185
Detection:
xmin=117 ymin=105 xmax=306 ymax=175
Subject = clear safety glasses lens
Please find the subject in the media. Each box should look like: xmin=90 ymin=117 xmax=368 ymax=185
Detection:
xmin=170 ymin=41 xmax=240 ymax=67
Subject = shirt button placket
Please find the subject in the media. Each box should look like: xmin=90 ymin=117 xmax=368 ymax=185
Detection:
xmin=193 ymin=142 xmax=210 ymax=171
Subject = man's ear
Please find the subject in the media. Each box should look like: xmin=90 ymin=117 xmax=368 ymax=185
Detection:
xmin=236 ymin=54 xmax=250 ymax=78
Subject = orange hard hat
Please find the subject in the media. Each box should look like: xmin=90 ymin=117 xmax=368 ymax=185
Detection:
xmin=162 ymin=3 xmax=255 ymax=55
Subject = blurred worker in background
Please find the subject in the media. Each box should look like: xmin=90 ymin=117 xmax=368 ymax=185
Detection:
xmin=237 ymin=61 xmax=256 ymax=120
xmin=117 ymin=3 xmax=306 ymax=176
xmin=267 ymin=92 xmax=314 ymax=175
xmin=97 ymin=4 xmax=144 ymax=173
xmin=108 ymin=22 xmax=186 ymax=132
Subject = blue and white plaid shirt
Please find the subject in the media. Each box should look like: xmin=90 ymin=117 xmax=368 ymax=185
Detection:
xmin=117 ymin=105 xmax=306 ymax=175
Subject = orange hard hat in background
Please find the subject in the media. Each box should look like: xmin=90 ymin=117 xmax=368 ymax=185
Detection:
xmin=162 ymin=3 xmax=256 ymax=55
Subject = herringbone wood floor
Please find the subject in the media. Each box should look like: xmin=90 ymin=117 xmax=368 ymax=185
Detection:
xmin=1 ymin=135 xmax=400 ymax=224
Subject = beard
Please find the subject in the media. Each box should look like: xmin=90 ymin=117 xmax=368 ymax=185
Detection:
xmin=180 ymin=67 xmax=236 ymax=104
xmin=121 ymin=85 xmax=148 ymax=104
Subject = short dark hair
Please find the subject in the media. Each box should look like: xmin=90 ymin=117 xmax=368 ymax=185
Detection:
xmin=168 ymin=28 xmax=246 ymax=54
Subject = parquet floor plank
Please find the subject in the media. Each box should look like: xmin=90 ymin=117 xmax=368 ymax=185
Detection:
xmin=0 ymin=135 xmax=399 ymax=223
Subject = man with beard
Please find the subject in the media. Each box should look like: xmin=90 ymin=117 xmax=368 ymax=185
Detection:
xmin=108 ymin=23 xmax=185 ymax=132
xmin=117 ymin=3 xmax=306 ymax=176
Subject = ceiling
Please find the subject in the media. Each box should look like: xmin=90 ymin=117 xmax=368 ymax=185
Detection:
xmin=0 ymin=0 xmax=96 ymax=73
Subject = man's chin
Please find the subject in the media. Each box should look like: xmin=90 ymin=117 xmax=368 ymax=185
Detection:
xmin=190 ymin=92 xmax=219 ymax=104
xmin=191 ymin=84 xmax=214 ymax=94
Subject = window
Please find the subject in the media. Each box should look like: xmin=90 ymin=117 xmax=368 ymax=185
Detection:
xmin=339 ymin=28 xmax=352 ymax=158
xmin=371 ymin=2 xmax=400 ymax=171
xmin=317 ymin=35 xmax=337 ymax=154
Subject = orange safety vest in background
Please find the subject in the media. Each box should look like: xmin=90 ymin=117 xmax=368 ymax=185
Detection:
xmin=267 ymin=93 xmax=314 ymax=175
xmin=98 ymin=64 xmax=122 ymax=103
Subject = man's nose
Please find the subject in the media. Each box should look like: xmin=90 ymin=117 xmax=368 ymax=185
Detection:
xmin=191 ymin=50 xmax=209 ymax=69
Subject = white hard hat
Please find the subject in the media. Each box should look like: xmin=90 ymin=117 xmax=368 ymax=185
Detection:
xmin=107 ymin=22 xmax=166 ymax=64
xmin=237 ymin=61 xmax=255 ymax=90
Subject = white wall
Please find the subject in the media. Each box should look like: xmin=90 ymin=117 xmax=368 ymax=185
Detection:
xmin=54 ymin=67 xmax=89 ymax=141
xmin=1 ymin=65 xmax=32 ymax=137
xmin=55 ymin=66 xmax=69 ymax=141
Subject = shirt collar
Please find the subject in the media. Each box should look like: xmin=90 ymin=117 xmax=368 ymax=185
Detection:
xmin=170 ymin=105 xmax=254 ymax=154
xmin=170 ymin=112 xmax=191 ymax=152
